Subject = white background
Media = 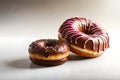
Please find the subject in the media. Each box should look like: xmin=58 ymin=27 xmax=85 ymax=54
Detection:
xmin=0 ymin=0 xmax=120 ymax=80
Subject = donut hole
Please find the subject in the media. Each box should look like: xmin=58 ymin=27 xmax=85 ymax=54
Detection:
xmin=45 ymin=40 xmax=58 ymax=47
xmin=46 ymin=42 xmax=55 ymax=47
xmin=84 ymin=31 xmax=93 ymax=35
xmin=38 ymin=40 xmax=57 ymax=47
xmin=38 ymin=40 xmax=61 ymax=51
xmin=83 ymin=26 xmax=102 ymax=37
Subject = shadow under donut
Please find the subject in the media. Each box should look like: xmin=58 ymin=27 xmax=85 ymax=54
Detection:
xmin=68 ymin=53 xmax=93 ymax=61
xmin=7 ymin=54 xmax=93 ymax=69
xmin=7 ymin=58 xmax=46 ymax=69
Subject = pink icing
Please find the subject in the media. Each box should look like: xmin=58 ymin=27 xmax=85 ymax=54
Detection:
xmin=59 ymin=17 xmax=109 ymax=52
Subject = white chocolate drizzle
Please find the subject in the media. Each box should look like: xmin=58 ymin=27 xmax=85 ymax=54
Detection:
xmin=59 ymin=17 xmax=109 ymax=52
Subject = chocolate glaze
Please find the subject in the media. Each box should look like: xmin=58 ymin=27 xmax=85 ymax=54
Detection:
xmin=30 ymin=57 xmax=68 ymax=66
xmin=29 ymin=39 xmax=69 ymax=57
xmin=59 ymin=17 xmax=109 ymax=52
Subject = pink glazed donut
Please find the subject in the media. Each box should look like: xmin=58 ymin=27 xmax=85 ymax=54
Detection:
xmin=58 ymin=17 xmax=109 ymax=57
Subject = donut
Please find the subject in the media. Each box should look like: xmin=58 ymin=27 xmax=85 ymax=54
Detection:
xmin=28 ymin=39 xmax=70 ymax=66
xmin=58 ymin=17 xmax=109 ymax=57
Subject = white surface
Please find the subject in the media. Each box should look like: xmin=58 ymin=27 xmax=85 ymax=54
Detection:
xmin=0 ymin=0 xmax=120 ymax=80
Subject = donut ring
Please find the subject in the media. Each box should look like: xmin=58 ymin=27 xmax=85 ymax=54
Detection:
xmin=58 ymin=17 xmax=109 ymax=57
xmin=28 ymin=39 xmax=70 ymax=66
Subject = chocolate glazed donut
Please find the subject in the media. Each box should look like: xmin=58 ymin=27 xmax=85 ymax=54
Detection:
xmin=29 ymin=39 xmax=70 ymax=66
xmin=58 ymin=17 xmax=109 ymax=57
